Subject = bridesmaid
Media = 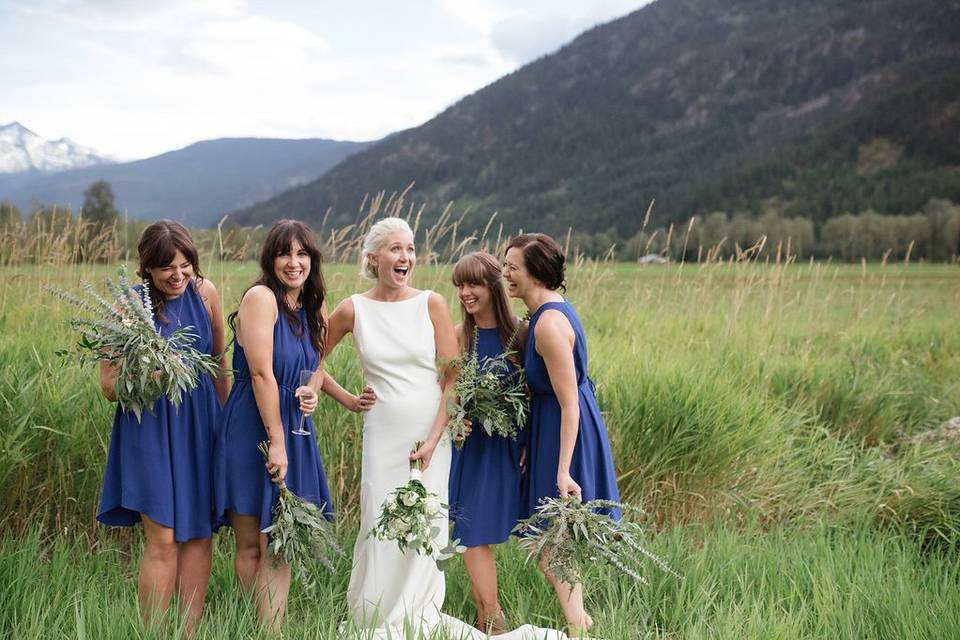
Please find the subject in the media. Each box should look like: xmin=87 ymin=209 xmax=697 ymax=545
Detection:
xmin=213 ymin=220 xmax=332 ymax=633
xmin=98 ymin=220 xmax=230 ymax=637
xmin=448 ymin=251 xmax=527 ymax=635
xmin=503 ymin=233 xmax=620 ymax=638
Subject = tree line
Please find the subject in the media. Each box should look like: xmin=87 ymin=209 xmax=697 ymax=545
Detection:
xmin=2 ymin=181 xmax=959 ymax=264
xmin=576 ymin=198 xmax=960 ymax=263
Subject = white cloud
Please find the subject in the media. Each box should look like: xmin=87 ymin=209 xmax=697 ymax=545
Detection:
xmin=44 ymin=0 xmax=243 ymax=30
xmin=438 ymin=0 xmax=649 ymax=65
xmin=160 ymin=15 xmax=329 ymax=78
xmin=2 ymin=1 xmax=649 ymax=158
xmin=490 ymin=13 xmax=578 ymax=64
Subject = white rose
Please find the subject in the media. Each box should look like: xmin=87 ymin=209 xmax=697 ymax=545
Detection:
xmin=402 ymin=491 xmax=419 ymax=507
xmin=424 ymin=496 xmax=442 ymax=516
xmin=387 ymin=518 xmax=404 ymax=536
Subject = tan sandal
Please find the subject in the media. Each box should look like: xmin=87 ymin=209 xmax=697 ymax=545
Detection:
xmin=475 ymin=610 xmax=507 ymax=636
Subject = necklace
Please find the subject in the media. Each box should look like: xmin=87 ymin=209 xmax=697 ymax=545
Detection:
xmin=164 ymin=296 xmax=184 ymax=328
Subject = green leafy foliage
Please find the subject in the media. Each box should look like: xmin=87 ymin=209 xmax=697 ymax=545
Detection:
xmin=258 ymin=442 xmax=342 ymax=581
xmin=446 ymin=327 xmax=528 ymax=447
xmin=514 ymin=497 xmax=679 ymax=587
xmin=46 ymin=266 xmax=220 ymax=421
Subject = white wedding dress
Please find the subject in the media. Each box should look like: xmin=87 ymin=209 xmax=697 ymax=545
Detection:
xmin=345 ymin=291 xmax=568 ymax=640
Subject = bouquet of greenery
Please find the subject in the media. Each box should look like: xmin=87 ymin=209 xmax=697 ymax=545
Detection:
xmin=48 ymin=266 xmax=220 ymax=421
xmin=258 ymin=442 xmax=342 ymax=579
xmin=369 ymin=441 xmax=463 ymax=563
xmin=513 ymin=497 xmax=680 ymax=586
xmin=446 ymin=327 xmax=528 ymax=447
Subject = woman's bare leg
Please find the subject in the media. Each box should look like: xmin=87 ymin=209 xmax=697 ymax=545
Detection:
xmin=139 ymin=515 xmax=178 ymax=628
xmin=229 ymin=512 xmax=262 ymax=592
xmin=254 ymin=534 xmax=291 ymax=635
xmin=176 ymin=537 xmax=212 ymax=638
xmin=463 ymin=545 xmax=506 ymax=633
xmin=538 ymin=550 xmax=592 ymax=636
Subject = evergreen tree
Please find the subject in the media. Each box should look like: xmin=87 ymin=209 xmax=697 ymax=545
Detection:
xmin=82 ymin=180 xmax=118 ymax=227
xmin=0 ymin=201 xmax=20 ymax=228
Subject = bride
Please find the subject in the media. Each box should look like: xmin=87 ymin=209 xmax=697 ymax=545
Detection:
xmin=323 ymin=217 xmax=570 ymax=639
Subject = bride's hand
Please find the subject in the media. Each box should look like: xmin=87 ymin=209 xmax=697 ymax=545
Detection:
xmin=410 ymin=438 xmax=438 ymax=471
xmin=556 ymin=471 xmax=581 ymax=500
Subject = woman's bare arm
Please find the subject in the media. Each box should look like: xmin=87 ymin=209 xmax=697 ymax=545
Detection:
xmin=410 ymin=292 xmax=459 ymax=470
xmin=237 ymin=285 xmax=287 ymax=479
xmin=535 ymin=309 xmax=580 ymax=498
xmin=199 ymin=278 xmax=231 ymax=406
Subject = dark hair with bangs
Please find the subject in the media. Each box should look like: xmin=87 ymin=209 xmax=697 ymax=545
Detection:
xmin=504 ymin=232 xmax=566 ymax=293
xmin=452 ymin=251 xmax=525 ymax=368
xmin=229 ymin=219 xmax=327 ymax=356
xmin=137 ymin=220 xmax=202 ymax=324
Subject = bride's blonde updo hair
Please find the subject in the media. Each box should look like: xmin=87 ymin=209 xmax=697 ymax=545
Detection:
xmin=360 ymin=217 xmax=415 ymax=279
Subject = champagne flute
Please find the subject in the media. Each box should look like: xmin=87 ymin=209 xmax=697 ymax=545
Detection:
xmin=291 ymin=369 xmax=316 ymax=436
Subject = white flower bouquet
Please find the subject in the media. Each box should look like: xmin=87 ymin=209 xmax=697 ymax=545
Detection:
xmin=48 ymin=266 xmax=220 ymax=421
xmin=369 ymin=441 xmax=464 ymax=563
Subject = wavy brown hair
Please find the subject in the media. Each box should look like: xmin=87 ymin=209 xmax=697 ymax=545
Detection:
xmin=452 ymin=251 xmax=525 ymax=368
xmin=137 ymin=220 xmax=203 ymax=324
xmin=229 ymin=220 xmax=327 ymax=356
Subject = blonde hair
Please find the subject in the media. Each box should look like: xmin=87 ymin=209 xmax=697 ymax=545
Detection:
xmin=359 ymin=217 xmax=414 ymax=279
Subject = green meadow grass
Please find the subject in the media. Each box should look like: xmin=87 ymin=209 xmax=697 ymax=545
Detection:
xmin=1 ymin=261 xmax=959 ymax=638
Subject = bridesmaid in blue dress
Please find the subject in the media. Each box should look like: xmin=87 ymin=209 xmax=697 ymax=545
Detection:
xmin=447 ymin=251 xmax=528 ymax=635
xmin=213 ymin=220 xmax=333 ymax=634
xmin=98 ymin=220 xmax=230 ymax=637
xmin=503 ymin=233 xmax=620 ymax=638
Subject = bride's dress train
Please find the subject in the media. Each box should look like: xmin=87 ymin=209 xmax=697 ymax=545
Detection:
xmin=343 ymin=292 xmax=569 ymax=640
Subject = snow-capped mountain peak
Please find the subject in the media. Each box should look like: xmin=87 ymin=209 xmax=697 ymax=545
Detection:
xmin=0 ymin=122 xmax=115 ymax=173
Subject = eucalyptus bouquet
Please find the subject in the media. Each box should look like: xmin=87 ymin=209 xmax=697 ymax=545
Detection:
xmin=514 ymin=497 xmax=680 ymax=586
xmin=258 ymin=442 xmax=342 ymax=579
xmin=48 ymin=266 xmax=220 ymax=421
xmin=446 ymin=327 xmax=528 ymax=447
xmin=369 ymin=441 xmax=463 ymax=563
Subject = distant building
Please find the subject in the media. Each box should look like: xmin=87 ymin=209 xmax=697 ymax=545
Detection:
xmin=638 ymin=253 xmax=669 ymax=264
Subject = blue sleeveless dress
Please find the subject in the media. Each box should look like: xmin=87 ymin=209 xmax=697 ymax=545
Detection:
xmin=213 ymin=306 xmax=333 ymax=530
xmin=448 ymin=327 xmax=526 ymax=547
xmin=98 ymin=280 xmax=222 ymax=542
xmin=521 ymin=300 xmax=620 ymax=520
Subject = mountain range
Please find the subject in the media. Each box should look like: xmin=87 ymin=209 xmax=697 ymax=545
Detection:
xmin=0 ymin=131 xmax=369 ymax=227
xmin=231 ymin=0 xmax=960 ymax=237
xmin=0 ymin=122 xmax=115 ymax=174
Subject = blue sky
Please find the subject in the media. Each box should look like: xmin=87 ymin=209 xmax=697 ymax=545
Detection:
xmin=0 ymin=0 xmax=649 ymax=159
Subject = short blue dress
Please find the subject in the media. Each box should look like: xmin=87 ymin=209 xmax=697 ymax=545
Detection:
xmin=448 ymin=327 xmax=526 ymax=547
xmin=98 ymin=280 xmax=222 ymax=542
xmin=521 ymin=300 xmax=620 ymax=520
xmin=214 ymin=306 xmax=333 ymax=530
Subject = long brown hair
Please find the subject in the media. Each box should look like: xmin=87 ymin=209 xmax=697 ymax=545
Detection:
xmin=229 ymin=220 xmax=327 ymax=356
xmin=137 ymin=220 xmax=202 ymax=324
xmin=452 ymin=251 xmax=525 ymax=368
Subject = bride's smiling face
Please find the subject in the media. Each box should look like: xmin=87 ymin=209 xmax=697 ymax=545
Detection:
xmin=370 ymin=230 xmax=416 ymax=287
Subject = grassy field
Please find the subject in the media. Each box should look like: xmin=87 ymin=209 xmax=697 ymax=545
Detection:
xmin=1 ymin=260 xmax=959 ymax=639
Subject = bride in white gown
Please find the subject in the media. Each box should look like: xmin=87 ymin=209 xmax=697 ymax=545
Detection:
xmin=324 ymin=218 xmax=569 ymax=640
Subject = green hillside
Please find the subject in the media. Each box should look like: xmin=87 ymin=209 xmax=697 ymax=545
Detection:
xmin=234 ymin=0 xmax=960 ymax=238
